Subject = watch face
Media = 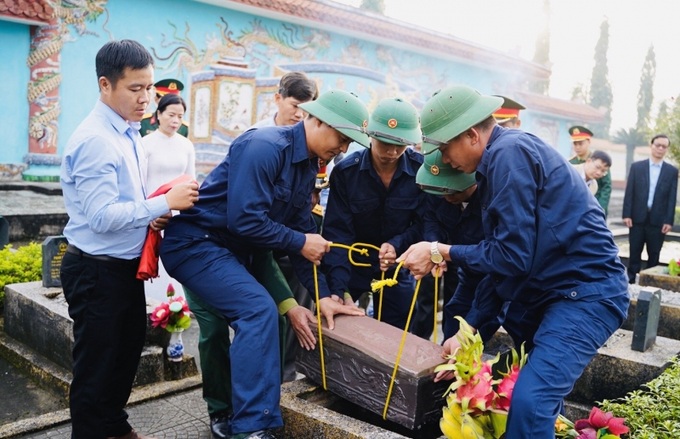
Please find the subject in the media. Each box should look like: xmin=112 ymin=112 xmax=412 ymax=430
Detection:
xmin=431 ymin=253 xmax=444 ymax=264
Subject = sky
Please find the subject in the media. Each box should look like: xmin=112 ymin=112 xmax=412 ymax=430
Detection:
xmin=335 ymin=0 xmax=680 ymax=134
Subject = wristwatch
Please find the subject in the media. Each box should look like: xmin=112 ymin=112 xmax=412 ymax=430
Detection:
xmin=430 ymin=241 xmax=444 ymax=264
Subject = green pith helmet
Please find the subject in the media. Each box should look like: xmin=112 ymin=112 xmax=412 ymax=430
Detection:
xmin=420 ymin=85 xmax=503 ymax=154
xmin=365 ymin=97 xmax=422 ymax=147
xmin=416 ymin=150 xmax=476 ymax=195
xmin=299 ymin=89 xmax=370 ymax=147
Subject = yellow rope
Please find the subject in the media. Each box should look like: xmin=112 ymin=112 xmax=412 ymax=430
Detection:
xmin=347 ymin=242 xmax=380 ymax=267
xmin=433 ymin=269 xmax=440 ymax=345
xmin=312 ymin=264 xmax=327 ymax=390
xmin=377 ymin=271 xmax=385 ymax=321
xmin=382 ymin=277 xmax=421 ymax=419
xmin=312 ymin=242 xmax=380 ymax=390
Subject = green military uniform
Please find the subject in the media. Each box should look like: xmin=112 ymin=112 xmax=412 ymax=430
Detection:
xmin=568 ymin=125 xmax=611 ymax=216
xmin=140 ymin=78 xmax=189 ymax=137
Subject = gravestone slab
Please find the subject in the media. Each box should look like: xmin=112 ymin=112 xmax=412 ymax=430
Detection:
xmin=631 ymin=288 xmax=661 ymax=352
xmin=639 ymin=265 xmax=680 ymax=292
xmin=623 ymin=288 xmax=680 ymax=341
xmin=41 ymin=236 xmax=67 ymax=288
xmin=3 ymin=281 xmax=197 ymax=387
xmin=297 ymin=315 xmax=448 ymax=430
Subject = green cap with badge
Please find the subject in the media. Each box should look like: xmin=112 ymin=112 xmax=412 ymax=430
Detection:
xmin=365 ymin=97 xmax=422 ymax=147
xmin=420 ymin=85 xmax=502 ymax=155
xmin=299 ymin=89 xmax=370 ymax=148
xmin=416 ymin=150 xmax=477 ymax=195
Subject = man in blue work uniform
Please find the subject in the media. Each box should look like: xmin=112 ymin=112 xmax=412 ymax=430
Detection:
xmin=160 ymin=89 xmax=368 ymax=439
xmin=184 ymin=71 xmax=319 ymax=439
xmin=416 ymin=151 xmax=529 ymax=347
xmin=322 ymin=97 xmax=427 ymax=331
xmin=416 ymin=151 xmax=486 ymax=340
xmin=398 ymin=85 xmax=629 ymax=439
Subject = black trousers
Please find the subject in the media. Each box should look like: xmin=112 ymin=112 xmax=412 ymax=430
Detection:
xmin=628 ymin=223 xmax=666 ymax=282
xmin=60 ymin=251 xmax=146 ymax=439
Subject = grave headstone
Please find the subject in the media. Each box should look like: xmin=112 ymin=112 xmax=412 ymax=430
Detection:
xmin=41 ymin=235 xmax=68 ymax=288
xmin=631 ymin=287 xmax=662 ymax=352
xmin=0 ymin=216 xmax=8 ymax=247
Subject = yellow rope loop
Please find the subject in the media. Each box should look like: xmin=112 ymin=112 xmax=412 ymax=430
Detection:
xmin=382 ymin=278 xmax=422 ymax=419
xmin=347 ymin=242 xmax=380 ymax=267
xmin=328 ymin=242 xmax=370 ymax=267
xmin=312 ymin=264 xmax=327 ymax=390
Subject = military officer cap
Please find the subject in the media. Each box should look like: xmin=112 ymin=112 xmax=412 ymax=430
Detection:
xmin=568 ymin=126 xmax=593 ymax=142
xmin=416 ymin=150 xmax=477 ymax=195
xmin=492 ymin=95 xmax=525 ymax=124
xmin=155 ymin=78 xmax=184 ymax=97
xmin=365 ymin=97 xmax=422 ymax=147
xmin=299 ymin=89 xmax=370 ymax=147
xmin=420 ymin=85 xmax=502 ymax=155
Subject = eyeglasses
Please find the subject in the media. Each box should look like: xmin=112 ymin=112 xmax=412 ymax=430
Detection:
xmin=653 ymin=143 xmax=669 ymax=149
xmin=417 ymin=183 xmax=464 ymax=195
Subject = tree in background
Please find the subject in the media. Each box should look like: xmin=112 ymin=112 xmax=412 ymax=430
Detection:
xmin=613 ymin=127 xmax=646 ymax=176
xmin=615 ymin=45 xmax=657 ymax=173
xmin=636 ymin=45 xmax=656 ymax=132
xmin=360 ymin=0 xmax=385 ymax=14
xmin=589 ymin=18 xmax=613 ymax=138
xmin=654 ymin=96 xmax=680 ymax=164
xmin=529 ymin=0 xmax=551 ymax=94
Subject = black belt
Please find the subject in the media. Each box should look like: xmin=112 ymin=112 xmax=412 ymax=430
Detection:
xmin=66 ymin=244 xmax=139 ymax=264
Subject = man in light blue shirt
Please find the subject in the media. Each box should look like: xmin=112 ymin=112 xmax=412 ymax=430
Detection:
xmin=60 ymin=39 xmax=198 ymax=439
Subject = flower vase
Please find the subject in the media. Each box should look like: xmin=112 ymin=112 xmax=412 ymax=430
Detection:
xmin=167 ymin=330 xmax=184 ymax=362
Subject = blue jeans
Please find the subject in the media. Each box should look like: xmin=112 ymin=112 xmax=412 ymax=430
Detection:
xmin=160 ymin=222 xmax=283 ymax=435
xmin=505 ymin=293 xmax=628 ymax=438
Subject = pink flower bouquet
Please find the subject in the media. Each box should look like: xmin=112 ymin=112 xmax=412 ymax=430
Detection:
xmin=436 ymin=317 xmax=628 ymax=439
xmin=149 ymin=284 xmax=192 ymax=333
xmin=556 ymin=406 xmax=629 ymax=439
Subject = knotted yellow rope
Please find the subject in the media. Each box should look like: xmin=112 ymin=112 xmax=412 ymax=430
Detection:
xmin=382 ymin=277 xmax=421 ymax=419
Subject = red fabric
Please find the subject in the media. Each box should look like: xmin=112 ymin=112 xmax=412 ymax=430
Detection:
xmin=136 ymin=174 xmax=195 ymax=281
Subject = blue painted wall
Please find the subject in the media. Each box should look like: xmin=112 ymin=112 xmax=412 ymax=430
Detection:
xmin=1 ymin=0 xmax=576 ymax=179
xmin=0 ymin=22 xmax=30 ymax=164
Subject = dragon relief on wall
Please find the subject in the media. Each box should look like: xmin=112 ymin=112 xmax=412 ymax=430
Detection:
xmin=27 ymin=0 xmax=109 ymax=157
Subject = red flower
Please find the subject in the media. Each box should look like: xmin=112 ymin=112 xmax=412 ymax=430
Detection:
xmin=150 ymin=302 xmax=171 ymax=328
xmin=574 ymin=407 xmax=629 ymax=437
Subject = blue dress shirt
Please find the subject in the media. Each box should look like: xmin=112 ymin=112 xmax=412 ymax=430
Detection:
xmin=61 ymin=100 xmax=169 ymax=259
xmin=648 ymin=159 xmax=663 ymax=209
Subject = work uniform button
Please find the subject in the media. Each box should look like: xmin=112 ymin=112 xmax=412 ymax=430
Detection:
xmin=570 ymin=291 xmax=577 ymax=298
xmin=264 ymin=409 xmax=270 ymax=414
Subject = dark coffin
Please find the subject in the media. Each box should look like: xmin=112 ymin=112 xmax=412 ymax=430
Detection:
xmin=297 ymin=315 xmax=449 ymax=430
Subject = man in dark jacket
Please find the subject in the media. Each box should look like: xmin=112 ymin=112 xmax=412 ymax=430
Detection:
xmin=622 ymin=134 xmax=679 ymax=283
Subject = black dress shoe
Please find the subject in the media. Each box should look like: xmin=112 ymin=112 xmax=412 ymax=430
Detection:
xmin=209 ymin=413 xmax=231 ymax=439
